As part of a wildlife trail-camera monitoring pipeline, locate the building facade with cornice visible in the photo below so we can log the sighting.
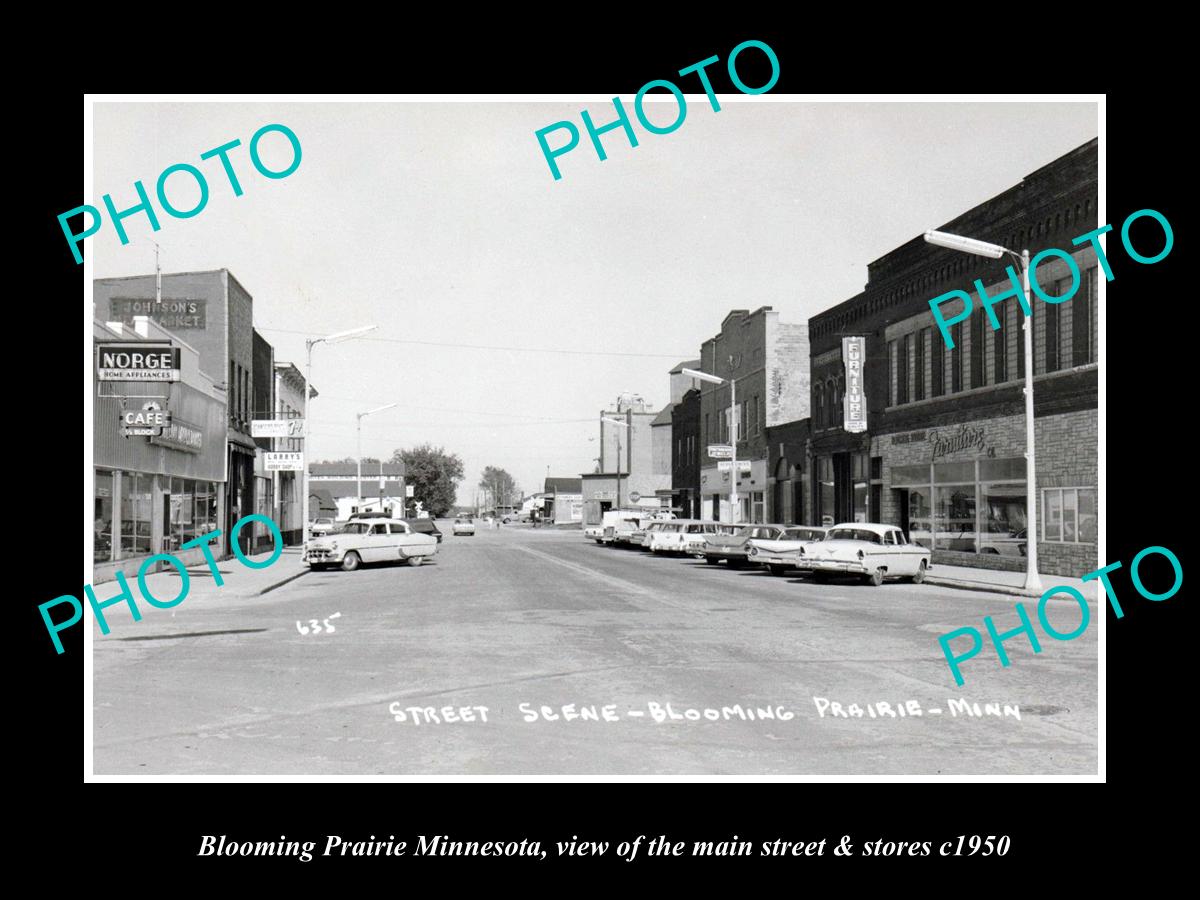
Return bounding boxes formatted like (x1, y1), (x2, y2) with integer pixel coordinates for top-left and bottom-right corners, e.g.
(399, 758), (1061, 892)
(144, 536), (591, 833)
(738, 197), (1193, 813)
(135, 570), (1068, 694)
(808, 138), (1098, 577)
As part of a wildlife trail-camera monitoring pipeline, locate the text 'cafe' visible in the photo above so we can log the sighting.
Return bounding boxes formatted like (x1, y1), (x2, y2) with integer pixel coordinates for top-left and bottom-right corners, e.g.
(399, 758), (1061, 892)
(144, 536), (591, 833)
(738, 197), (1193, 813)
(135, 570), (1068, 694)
(93, 318), (226, 584)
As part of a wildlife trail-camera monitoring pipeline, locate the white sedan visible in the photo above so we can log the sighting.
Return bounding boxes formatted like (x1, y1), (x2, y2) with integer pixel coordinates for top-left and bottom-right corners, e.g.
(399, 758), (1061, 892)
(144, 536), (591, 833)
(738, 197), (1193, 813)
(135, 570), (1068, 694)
(452, 517), (476, 536)
(305, 519), (438, 572)
(747, 526), (828, 575)
(799, 523), (930, 586)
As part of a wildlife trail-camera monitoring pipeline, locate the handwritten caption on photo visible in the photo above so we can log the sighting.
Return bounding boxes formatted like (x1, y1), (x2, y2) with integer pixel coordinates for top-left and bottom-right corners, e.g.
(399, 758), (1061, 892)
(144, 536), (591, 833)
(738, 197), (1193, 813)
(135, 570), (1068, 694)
(198, 832), (1010, 862)
(58, 124), (302, 264)
(386, 698), (1021, 725)
(938, 544), (1182, 685)
(44, 513), (284, 654)
(535, 39), (780, 181)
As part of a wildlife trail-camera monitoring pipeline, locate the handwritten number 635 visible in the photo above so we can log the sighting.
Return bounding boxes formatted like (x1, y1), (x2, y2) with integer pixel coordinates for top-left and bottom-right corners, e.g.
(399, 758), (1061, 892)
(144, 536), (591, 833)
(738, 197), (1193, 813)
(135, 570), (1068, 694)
(296, 612), (341, 636)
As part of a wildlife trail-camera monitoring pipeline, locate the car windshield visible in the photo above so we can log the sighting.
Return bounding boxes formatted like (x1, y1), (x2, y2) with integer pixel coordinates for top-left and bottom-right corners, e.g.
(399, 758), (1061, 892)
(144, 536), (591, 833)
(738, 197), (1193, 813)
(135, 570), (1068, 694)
(749, 526), (780, 539)
(339, 522), (371, 535)
(828, 528), (882, 543)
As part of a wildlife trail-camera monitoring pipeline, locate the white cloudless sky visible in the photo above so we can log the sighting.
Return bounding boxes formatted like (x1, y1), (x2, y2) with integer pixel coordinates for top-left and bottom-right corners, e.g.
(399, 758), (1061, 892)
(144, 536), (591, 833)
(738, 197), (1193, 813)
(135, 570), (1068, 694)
(91, 99), (1097, 505)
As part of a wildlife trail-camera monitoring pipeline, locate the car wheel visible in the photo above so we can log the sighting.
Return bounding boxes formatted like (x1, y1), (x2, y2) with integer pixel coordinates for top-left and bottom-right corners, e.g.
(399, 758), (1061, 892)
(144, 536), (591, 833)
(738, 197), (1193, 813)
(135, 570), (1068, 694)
(768, 564), (787, 576)
(911, 561), (927, 584)
(866, 568), (885, 587)
(704, 557), (719, 565)
(341, 552), (362, 572)
(407, 555), (424, 567)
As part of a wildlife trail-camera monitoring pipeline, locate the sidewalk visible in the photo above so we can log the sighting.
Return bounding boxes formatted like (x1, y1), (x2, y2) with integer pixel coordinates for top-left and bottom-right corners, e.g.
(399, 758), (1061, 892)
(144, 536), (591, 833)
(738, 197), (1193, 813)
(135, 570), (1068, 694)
(137, 546), (309, 606)
(925, 561), (1095, 600)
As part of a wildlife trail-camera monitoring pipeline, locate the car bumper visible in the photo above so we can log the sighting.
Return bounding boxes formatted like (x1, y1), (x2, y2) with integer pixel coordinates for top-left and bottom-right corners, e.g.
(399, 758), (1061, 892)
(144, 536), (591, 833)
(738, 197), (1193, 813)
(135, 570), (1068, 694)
(806, 559), (869, 574)
(753, 554), (797, 567)
(704, 550), (747, 561)
(304, 548), (344, 564)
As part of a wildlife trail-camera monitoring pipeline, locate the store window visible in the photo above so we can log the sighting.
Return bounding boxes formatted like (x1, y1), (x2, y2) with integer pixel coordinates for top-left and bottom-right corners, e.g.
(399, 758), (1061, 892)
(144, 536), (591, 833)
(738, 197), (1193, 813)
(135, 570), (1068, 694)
(817, 456), (835, 526)
(170, 477), (196, 551)
(891, 457), (1027, 554)
(120, 471), (152, 556)
(852, 451), (869, 523)
(993, 317), (1007, 384)
(1042, 487), (1096, 543)
(897, 335), (909, 405)
(193, 481), (217, 538)
(95, 470), (114, 563)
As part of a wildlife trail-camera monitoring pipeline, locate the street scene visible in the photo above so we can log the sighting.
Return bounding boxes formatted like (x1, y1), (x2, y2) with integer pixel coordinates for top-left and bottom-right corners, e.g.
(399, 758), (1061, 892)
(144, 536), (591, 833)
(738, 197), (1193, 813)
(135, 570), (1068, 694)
(93, 524), (1096, 775)
(86, 99), (1100, 777)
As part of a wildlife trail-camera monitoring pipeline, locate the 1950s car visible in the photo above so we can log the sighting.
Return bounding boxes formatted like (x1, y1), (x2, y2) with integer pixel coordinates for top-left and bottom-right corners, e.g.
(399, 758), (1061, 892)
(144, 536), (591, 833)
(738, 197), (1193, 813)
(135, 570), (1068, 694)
(702, 524), (788, 567)
(798, 522), (930, 586)
(305, 519), (438, 572)
(452, 517), (476, 536)
(746, 525), (828, 575)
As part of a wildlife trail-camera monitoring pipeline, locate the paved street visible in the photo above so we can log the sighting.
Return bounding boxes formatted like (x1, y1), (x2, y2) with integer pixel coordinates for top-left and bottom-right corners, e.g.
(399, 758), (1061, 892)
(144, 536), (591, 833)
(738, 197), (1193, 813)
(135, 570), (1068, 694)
(93, 525), (1098, 775)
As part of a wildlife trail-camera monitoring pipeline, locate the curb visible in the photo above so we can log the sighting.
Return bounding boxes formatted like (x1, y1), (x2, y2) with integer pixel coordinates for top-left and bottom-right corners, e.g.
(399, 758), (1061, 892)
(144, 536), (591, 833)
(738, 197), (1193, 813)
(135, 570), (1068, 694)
(924, 576), (1040, 598)
(257, 568), (311, 596)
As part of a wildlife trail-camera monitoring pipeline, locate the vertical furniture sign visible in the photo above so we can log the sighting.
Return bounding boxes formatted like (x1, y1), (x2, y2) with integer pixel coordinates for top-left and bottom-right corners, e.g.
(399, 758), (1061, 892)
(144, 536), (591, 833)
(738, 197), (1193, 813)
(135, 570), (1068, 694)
(843, 336), (867, 434)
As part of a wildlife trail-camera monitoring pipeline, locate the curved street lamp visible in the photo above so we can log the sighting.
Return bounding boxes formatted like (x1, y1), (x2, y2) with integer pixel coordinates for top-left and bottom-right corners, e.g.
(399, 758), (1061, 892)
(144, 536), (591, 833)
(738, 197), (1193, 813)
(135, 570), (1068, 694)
(924, 230), (1040, 592)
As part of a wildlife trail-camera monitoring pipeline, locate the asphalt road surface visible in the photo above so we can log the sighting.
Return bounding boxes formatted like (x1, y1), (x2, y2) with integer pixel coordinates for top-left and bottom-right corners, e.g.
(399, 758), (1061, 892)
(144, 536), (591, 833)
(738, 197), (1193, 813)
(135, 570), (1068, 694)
(93, 525), (1098, 775)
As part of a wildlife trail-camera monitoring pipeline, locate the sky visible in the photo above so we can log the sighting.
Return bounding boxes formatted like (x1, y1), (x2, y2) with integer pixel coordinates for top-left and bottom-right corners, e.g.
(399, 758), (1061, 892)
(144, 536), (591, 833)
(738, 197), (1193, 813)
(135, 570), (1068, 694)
(91, 99), (1098, 505)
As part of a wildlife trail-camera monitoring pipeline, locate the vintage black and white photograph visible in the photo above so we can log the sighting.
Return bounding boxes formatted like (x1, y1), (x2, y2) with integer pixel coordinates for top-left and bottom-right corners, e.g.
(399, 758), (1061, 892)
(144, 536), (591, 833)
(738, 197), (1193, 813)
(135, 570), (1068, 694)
(83, 95), (1101, 777)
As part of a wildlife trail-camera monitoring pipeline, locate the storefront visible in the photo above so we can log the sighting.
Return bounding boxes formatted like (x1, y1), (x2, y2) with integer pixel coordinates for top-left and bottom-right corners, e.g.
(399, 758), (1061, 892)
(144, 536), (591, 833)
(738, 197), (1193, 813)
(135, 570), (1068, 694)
(878, 407), (1097, 576)
(699, 457), (768, 523)
(94, 318), (227, 583)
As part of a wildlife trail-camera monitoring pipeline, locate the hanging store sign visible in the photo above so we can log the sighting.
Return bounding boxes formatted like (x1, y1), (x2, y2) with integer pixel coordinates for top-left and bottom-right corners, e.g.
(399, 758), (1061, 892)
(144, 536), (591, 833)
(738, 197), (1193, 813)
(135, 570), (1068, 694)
(97, 343), (181, 381)
(264, 451), (305, 471)
(717, 460), (753, 473)
(150, 419), (203, 453)
(120, 400), (171, 437)
(842, 336), (867, 433)
(708, 444), (734, 459)
(251, 418), (304, 438)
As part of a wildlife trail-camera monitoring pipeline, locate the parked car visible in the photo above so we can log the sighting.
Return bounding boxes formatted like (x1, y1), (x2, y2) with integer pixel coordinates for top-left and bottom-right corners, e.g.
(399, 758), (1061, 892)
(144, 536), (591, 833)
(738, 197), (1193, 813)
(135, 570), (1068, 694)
(305, 519), (438, 571)
(584, 525), (605, 543)
(747, 526), (828, 575)
(405, 517), (443, 543)
(310, 517), (336, 536)
(702, 524), (788, 568)
(452, 517), (476, 536)
(649, 520), (722, 555)
(633, 521), (669, 549)
(798, 522), (931, 586)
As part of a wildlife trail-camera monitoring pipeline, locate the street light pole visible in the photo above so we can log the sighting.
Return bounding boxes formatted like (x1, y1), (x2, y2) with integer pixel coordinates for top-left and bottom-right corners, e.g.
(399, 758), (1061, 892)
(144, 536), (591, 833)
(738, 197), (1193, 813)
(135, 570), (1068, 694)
(924, 231), (1041, 592)
(299, 324), (377, 549)
(1018, 248), (1041, 590)
(680, 367), (737, 525)
(729, 376), (738, 525)
(356, 403), (397, 510)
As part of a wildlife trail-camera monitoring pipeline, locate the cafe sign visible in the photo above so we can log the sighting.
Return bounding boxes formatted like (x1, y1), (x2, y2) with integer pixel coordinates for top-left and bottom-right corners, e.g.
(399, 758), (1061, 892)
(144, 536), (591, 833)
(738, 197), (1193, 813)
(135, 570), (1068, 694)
(97, 342), (181, 381)
(120, 400), (171, 437)
(842, 336), (867, 433)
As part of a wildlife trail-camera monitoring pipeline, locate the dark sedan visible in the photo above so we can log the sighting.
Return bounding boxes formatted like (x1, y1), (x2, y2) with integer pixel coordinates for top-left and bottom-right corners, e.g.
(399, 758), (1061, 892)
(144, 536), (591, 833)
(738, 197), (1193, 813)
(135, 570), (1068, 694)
(702, 524), (788, 567)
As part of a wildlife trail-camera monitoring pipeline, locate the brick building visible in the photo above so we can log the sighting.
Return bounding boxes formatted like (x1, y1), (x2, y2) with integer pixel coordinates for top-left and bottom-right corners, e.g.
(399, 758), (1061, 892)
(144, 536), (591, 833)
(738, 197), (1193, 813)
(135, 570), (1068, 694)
(94, 269), (265, 556)
(807, 139), (1098, 576)
(697, 307), (810, 523)
(765, 417), (811, 525)
(672, 387), (701, 518)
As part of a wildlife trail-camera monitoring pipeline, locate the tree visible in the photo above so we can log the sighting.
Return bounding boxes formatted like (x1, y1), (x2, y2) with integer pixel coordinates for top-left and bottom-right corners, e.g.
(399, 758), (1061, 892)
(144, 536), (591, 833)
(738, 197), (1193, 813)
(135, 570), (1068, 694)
(391, 445), (464, 518)
(478, 466), (519, 510)
(312, 456), (379, 465)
